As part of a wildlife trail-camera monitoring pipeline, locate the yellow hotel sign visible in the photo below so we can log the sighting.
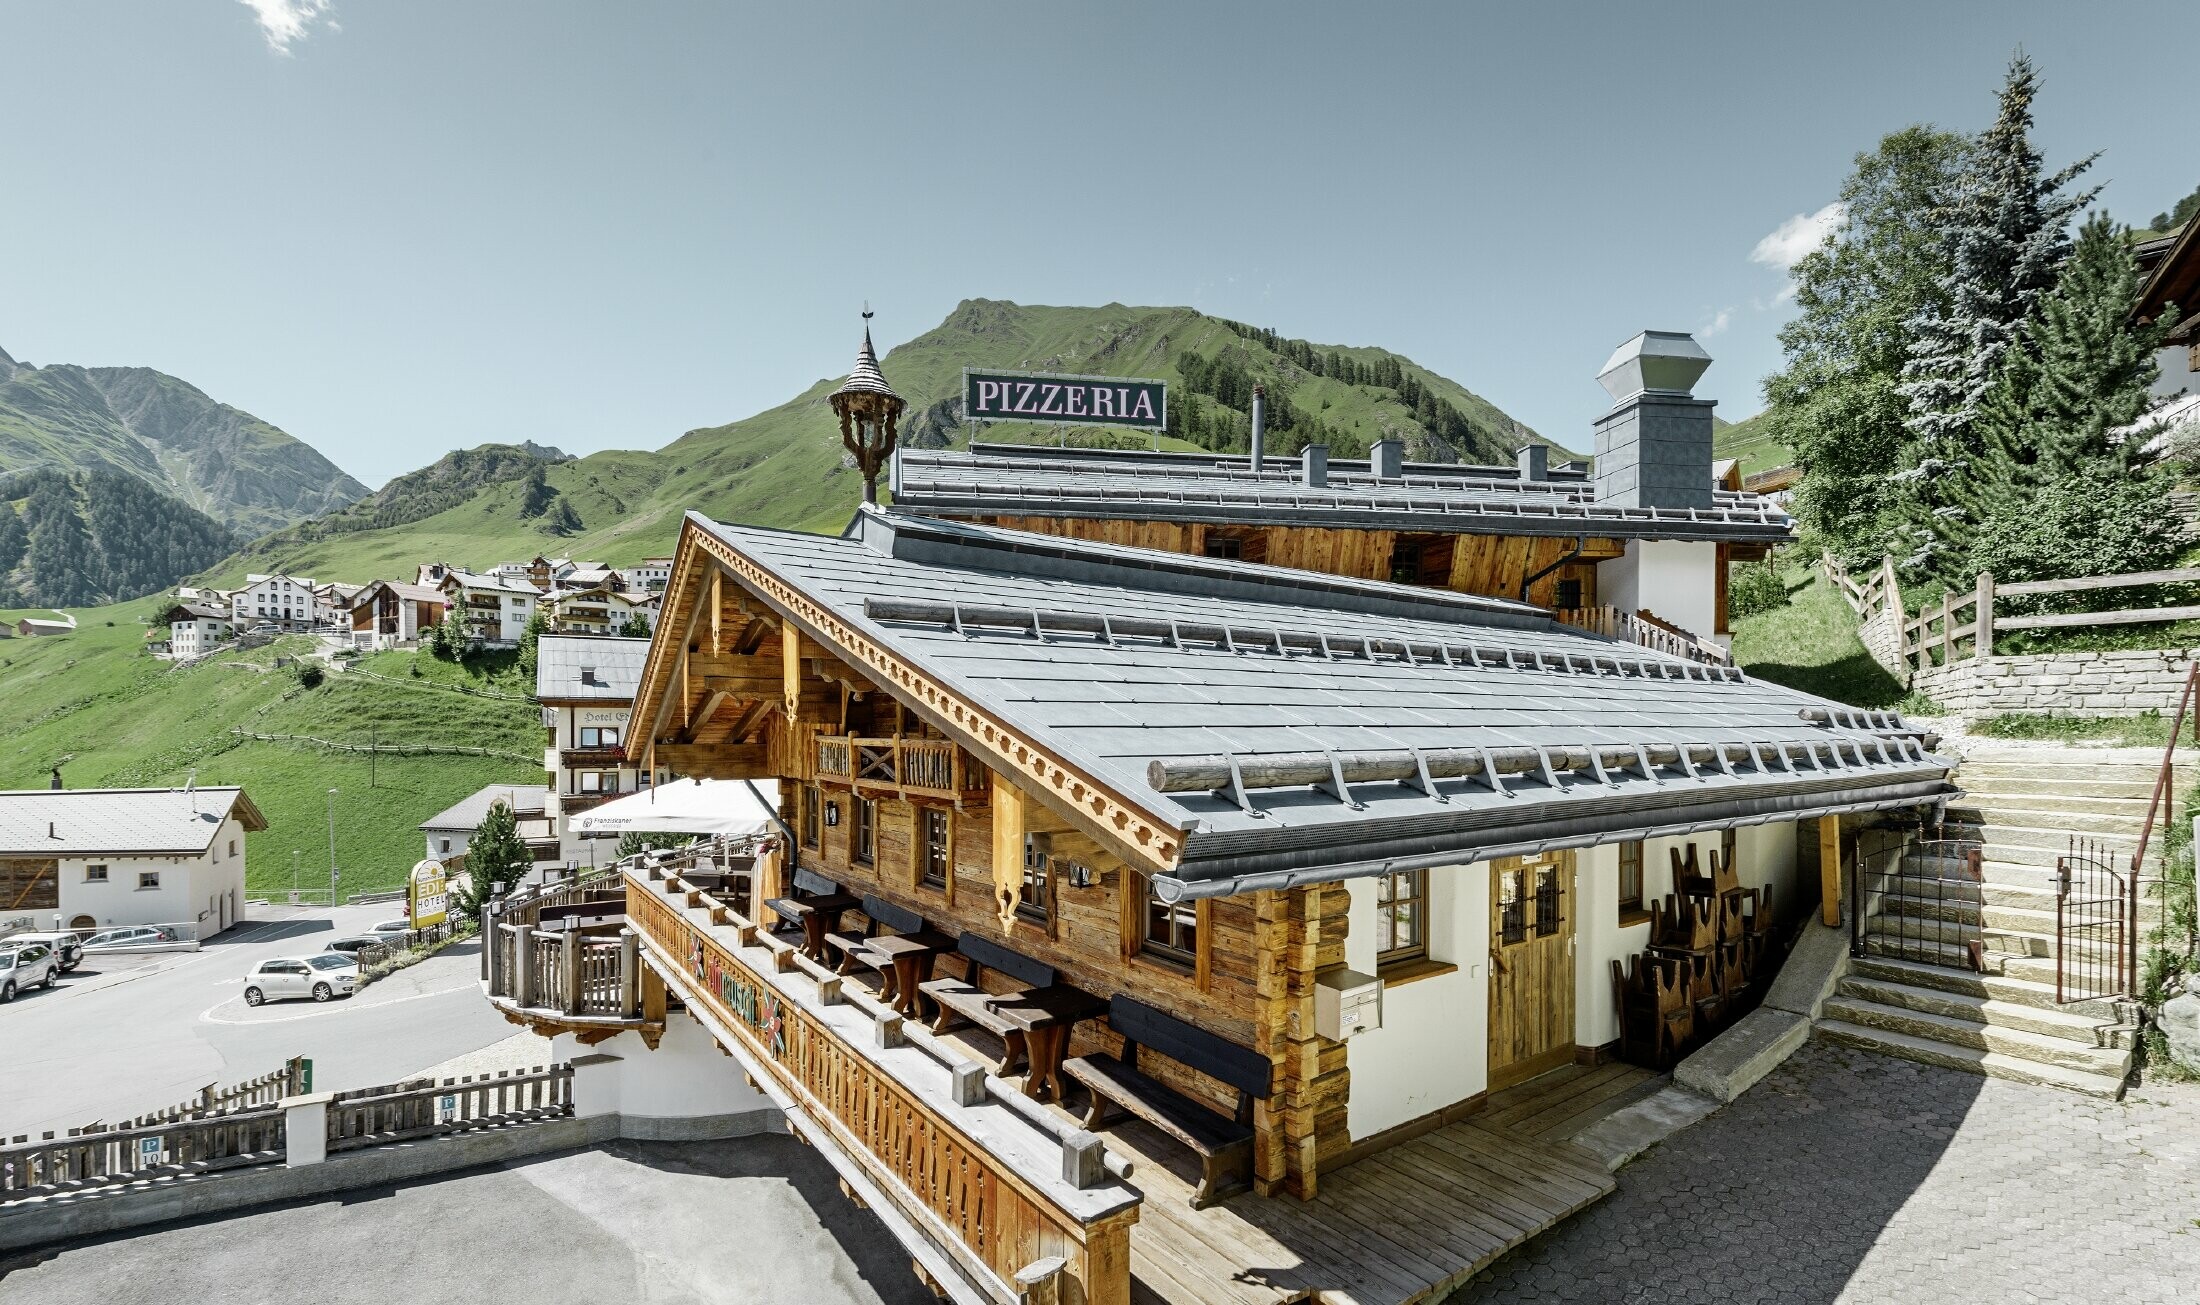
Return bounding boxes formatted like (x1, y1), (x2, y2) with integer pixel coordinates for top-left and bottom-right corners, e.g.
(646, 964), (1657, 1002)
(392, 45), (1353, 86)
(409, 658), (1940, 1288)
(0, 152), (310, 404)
(408, 859), (449, 929)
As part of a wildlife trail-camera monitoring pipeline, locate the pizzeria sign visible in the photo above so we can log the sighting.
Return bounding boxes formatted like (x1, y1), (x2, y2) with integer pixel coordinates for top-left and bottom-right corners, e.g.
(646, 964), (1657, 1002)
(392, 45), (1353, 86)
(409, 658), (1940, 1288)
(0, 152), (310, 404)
(963, 368), (1167, 432)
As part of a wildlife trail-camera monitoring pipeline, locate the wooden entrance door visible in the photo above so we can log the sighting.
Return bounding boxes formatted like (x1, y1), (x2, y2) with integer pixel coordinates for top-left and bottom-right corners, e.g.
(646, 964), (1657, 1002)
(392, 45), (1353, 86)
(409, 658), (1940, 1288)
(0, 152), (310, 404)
(1488, 852), (1576, 1089)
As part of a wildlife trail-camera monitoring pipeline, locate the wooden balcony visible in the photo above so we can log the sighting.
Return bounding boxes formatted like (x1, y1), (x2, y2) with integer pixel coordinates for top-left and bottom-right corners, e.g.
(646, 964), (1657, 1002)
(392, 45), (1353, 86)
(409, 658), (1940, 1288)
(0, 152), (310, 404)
(813, 733), (987, 801)
(626, 863), (1141, 1305)
(1556, 605), (1733, 666)
(482, 872), (659, 1043)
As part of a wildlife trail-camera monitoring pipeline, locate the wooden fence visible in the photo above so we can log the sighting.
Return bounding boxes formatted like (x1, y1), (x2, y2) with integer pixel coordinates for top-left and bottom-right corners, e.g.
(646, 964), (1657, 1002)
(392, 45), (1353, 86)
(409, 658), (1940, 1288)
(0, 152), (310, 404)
(79, 1058), (309, 1132)
(326, 1064), (573, 1152)
(1824, 557), (2200, 672)
(230, 727), (537, 765)
(2, 1107), (286, 1202)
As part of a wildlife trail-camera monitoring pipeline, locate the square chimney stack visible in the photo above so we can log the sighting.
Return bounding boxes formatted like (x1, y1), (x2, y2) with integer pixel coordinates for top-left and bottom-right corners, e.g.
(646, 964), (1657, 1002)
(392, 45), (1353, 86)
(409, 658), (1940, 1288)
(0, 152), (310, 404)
(1371, 439), (1404, 481)
(1591, 330), (1715, 511)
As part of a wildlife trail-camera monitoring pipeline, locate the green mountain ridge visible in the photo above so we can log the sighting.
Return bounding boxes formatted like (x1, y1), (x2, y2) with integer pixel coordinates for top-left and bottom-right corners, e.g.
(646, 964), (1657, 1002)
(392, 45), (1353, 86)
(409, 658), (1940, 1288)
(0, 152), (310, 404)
(0, 464), (239, 607)
(0, 344), (368, 537)
(209, 300), (1567, 585)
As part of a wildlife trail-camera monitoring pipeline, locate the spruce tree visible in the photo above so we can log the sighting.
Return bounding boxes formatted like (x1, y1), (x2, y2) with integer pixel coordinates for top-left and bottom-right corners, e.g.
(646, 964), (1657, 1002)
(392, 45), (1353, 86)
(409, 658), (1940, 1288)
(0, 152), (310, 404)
(1893, 53), (2097, 578)
(0, 502), (25, 575)
(450, 799), (532, 922)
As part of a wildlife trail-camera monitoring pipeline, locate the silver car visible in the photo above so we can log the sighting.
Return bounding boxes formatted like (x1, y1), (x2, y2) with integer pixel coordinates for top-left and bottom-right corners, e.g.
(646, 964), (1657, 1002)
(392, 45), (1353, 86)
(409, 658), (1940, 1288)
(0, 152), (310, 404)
(0, 943), (60, 1002)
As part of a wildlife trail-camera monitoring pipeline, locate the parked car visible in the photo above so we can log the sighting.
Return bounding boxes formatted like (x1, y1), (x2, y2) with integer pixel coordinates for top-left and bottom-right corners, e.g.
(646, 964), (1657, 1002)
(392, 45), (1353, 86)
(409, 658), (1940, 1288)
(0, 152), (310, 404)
(78, 926), (178, 950)
(242, 954), (358, 1005)
(365, 919), (415, 943)
(321, 935), (389, 961)
(0, 943), (60, 1002)
(7, 931), (83, 972)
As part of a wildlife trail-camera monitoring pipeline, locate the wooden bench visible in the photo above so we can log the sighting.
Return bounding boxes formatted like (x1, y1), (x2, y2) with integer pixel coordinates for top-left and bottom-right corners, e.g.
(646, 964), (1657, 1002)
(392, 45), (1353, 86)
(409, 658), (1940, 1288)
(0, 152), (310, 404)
(761, 868), (857, 957)
(1065, 996), (1272, 1208)
(918, 931), (1058, 1070)
(825, 895), (954, 994)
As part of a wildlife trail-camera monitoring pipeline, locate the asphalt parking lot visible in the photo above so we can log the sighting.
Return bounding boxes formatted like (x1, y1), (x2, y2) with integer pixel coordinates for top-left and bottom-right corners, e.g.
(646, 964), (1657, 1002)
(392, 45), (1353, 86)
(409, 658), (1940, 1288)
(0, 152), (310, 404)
(0, 1137), (935, 1305)
(1, 906), (522, 1137)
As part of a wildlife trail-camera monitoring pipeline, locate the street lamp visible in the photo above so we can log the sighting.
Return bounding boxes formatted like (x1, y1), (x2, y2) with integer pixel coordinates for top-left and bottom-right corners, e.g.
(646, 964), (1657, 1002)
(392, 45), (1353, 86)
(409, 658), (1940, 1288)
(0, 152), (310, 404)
(326, 788), (339, 909)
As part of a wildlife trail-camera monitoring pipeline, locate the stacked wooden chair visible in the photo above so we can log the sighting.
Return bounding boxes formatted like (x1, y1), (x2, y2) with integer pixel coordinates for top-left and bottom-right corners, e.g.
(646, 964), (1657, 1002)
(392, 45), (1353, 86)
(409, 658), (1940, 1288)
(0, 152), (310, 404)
(1611, 954), (1693, 1069)
(1617, 844), (1792, 1069)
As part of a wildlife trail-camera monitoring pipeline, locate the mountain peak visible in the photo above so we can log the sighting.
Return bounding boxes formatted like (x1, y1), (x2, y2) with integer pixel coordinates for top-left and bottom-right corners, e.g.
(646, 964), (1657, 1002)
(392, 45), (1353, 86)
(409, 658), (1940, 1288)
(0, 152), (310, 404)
(0, 343), (17, 380)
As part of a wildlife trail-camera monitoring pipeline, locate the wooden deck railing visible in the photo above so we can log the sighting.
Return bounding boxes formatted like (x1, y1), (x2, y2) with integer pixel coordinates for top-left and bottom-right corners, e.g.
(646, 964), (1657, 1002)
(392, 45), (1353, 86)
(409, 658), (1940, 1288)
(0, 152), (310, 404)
(326, 1064), (573, 1153)
(813, 734), (985, 800)
(1555, 605), (1734, 666)
(627, 865), (1140, 1305)
(2, 1107), (286, 1202)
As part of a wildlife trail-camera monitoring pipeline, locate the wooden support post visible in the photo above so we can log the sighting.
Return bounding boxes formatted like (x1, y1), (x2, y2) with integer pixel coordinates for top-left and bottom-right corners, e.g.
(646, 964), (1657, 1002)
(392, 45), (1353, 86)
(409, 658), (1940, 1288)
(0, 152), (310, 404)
(1975, 571), (1994, 661)
(619, 929), (641, 1018)
(513, 924), (534, 1007)
(1818, 816), (1842, 927)
(641, 961), (667, 1024)
(992, 771), (1026, 931)
(1939, 590), (1954, 666)
(562, 926), (582, 1015)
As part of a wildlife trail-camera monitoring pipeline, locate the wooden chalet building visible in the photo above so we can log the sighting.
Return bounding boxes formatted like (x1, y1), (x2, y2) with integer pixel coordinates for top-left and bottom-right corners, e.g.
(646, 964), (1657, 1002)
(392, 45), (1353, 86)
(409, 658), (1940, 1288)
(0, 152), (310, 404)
(890, 332), (1787, 658)
(489, 493), (1954, 1303)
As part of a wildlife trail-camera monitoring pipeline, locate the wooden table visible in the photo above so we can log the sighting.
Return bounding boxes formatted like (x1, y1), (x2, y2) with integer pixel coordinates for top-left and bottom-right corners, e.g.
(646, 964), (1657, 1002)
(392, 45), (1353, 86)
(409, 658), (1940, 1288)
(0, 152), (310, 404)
(985, 984), (1106, 1102)
(865, 931), (955, 1019)
(760, 892), (860, 961)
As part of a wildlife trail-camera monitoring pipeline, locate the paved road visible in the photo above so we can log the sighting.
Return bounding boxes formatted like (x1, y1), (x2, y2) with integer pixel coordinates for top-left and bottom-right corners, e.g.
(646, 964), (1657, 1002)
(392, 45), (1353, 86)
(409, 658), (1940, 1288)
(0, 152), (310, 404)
(1, 905), (520, 1137)
(0, 1137), (934, 1305)
(1452, 1041), (2200, 1305)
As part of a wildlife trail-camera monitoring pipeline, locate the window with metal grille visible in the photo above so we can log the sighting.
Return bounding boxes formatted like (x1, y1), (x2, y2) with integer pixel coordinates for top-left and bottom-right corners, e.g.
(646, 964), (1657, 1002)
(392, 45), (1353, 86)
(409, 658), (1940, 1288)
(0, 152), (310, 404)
(1203, 535), (1242, 560)
(853, 798), (876, 866)
(921, 808), (950, 889)
(1499, 868), (1528, 944)
(1143, 876), (1197, 966)
(1375, 869), (1427, 965)
(1533, 862), (1563, 937)
(1555, 577), (1583, 609)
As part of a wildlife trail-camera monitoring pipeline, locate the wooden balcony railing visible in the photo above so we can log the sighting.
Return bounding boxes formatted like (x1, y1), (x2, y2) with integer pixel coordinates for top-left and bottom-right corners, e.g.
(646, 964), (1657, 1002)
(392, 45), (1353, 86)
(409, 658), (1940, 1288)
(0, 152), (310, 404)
(483, 871), (645, 1026)
(812, 734), (985, 800)
(326, 1064), (572, 1152)
(1555, 605), (1734, 666)
(626, 864), (1139, 1305)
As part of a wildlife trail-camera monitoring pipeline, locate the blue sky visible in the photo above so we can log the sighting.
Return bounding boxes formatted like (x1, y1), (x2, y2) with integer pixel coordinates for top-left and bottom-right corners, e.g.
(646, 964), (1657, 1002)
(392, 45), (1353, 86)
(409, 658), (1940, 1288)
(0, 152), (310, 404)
(1, 2), (2193, 486)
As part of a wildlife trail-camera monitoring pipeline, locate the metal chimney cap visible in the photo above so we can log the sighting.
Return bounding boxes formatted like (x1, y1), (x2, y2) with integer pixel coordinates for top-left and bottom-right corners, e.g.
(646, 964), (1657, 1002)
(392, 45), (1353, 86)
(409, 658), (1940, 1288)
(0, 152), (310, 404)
(1597, 330), (1712, 402)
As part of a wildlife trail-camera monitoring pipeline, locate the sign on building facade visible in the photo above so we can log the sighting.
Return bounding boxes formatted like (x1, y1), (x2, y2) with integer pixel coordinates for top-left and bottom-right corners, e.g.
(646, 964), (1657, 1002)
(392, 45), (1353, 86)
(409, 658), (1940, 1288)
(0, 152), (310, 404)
(963, 369), (1167, 432)
(408, 859), (449, 930)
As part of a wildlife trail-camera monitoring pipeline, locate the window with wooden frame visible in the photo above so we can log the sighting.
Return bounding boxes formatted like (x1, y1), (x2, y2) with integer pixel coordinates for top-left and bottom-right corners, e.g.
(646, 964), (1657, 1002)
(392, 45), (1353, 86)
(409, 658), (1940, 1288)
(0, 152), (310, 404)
(799, 785), (821, 850)
(852, 797), (877, 866)
(85, 864), (108, 883)
(1202, 528), (1267, 564)
(1202, 534), (1243, 560)
(1497, 865), (1529, 944)
(1374, 869), (1428, 967)
(1617, 840), (1647, 924)
(138, 871), (160, 890)
(1141, 875), (1199, 968)
(1017, 832), (1051, 925)
(1387, 533), (1454, 587)
(918, 807), (950, 892)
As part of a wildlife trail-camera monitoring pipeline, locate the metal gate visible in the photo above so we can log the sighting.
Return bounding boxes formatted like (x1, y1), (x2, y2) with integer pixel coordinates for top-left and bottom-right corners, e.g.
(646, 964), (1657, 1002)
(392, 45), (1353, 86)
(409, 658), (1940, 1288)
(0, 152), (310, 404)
(2054, 838), (2135, 1004)
(1851, 830), (1985, 972)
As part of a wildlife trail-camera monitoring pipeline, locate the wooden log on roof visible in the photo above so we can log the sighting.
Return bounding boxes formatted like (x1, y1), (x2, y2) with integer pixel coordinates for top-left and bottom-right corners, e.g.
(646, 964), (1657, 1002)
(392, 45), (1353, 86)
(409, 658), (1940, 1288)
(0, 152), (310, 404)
(1145, 737), (1918, 795)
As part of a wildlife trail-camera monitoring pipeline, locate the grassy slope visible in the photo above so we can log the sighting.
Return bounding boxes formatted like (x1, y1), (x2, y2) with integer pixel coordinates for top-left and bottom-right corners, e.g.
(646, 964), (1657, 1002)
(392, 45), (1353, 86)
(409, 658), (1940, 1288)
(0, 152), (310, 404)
(0, 601), (538, 895)
(1729, 565), (1909, 709)
(205, 301), (1571, 585)
(1712, 413), (1792, 477)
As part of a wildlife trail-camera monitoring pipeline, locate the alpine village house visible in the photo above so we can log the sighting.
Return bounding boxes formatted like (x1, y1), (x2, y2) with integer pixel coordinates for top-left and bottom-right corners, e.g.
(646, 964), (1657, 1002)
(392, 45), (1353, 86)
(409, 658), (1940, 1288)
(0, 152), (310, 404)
(482, 324), (1957, 1305)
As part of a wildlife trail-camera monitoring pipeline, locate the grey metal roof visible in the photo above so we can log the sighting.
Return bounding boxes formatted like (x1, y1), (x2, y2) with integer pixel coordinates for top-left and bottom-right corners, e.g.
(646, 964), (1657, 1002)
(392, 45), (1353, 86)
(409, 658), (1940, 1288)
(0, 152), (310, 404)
(0, 787), (264, 857)
(891, 443), (1794, 543)
(536, 634), (649, 702)
(418, 784), (548, 833)
(692, 508), (1952, 899)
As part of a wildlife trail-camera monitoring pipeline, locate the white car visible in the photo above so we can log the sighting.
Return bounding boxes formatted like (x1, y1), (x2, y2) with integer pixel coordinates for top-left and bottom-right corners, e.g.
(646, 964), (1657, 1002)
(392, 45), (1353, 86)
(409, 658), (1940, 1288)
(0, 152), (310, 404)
(243, 953), (358, 1005)
(366, 919), (415, 943)
(79, 926), (177, 950)
(1, 943), (61, 1002)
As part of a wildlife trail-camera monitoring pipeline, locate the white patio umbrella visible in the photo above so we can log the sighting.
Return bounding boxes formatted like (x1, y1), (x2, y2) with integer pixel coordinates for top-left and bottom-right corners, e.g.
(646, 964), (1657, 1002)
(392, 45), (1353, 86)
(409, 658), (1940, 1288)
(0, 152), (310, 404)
(569, 777), (781, 839)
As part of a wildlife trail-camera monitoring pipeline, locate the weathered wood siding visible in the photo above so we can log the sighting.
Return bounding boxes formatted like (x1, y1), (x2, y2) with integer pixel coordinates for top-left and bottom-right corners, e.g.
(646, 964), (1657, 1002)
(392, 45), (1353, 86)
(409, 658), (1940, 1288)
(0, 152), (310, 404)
(0, 859), (58, 912)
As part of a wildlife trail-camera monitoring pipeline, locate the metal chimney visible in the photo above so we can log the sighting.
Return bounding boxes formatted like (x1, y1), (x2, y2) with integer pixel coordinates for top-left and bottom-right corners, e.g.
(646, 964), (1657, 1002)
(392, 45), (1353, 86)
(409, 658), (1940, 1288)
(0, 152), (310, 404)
(1301, 443), (1329, 488)
(1249, 386), (1266, 473)
(1371, 439), (1404, 481)
(1591, 331), (1716, 511)
(49, 766), (61, 791)
(1516, 443), (1548, 482)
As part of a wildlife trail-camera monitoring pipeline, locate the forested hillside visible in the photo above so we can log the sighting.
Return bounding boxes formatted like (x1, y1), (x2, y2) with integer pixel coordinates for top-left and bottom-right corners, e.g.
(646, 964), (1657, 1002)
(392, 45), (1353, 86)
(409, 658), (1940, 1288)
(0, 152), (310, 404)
(0, 466), (238, 607)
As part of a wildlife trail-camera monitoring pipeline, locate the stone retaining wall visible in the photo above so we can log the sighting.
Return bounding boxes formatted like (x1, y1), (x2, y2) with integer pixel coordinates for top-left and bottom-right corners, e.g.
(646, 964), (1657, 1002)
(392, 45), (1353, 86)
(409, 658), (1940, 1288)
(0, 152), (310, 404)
(1911, 649), (2199, 717)
(1856, 603), (1909, 679)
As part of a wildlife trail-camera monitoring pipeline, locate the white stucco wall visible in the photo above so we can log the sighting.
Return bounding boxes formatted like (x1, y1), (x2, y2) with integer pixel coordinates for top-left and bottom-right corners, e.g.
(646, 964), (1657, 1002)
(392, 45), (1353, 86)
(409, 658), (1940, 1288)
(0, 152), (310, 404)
(1596, 539), (1721, 647)
(1342, 861), (1490, 1141)
(561, 1012), (774, 1123)
(54, 814), (247, 933)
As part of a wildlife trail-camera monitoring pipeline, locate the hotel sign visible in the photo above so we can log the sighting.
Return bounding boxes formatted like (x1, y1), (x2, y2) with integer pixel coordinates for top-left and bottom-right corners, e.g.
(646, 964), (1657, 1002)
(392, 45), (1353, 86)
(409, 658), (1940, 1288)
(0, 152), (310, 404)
(964, 369), (1167, 431)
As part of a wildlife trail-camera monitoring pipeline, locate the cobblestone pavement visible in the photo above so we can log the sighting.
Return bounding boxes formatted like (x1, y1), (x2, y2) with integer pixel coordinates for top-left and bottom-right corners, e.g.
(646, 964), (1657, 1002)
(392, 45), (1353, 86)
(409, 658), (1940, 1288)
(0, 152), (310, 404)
(1452, 1041), (2200, 1304)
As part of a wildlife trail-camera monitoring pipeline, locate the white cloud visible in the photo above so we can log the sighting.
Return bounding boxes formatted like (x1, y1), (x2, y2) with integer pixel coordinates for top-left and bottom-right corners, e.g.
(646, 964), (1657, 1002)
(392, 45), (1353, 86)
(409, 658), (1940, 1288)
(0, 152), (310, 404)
(1750, 202), (1846, 271)
(1700, 306), (1736, 337)
(237, 0), (334, 53)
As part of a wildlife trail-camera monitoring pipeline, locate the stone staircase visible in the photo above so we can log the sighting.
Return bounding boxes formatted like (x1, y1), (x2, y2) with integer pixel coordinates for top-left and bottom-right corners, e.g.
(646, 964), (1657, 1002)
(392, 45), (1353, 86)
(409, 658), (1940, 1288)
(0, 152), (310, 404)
(1815, 743), (2186, 1099)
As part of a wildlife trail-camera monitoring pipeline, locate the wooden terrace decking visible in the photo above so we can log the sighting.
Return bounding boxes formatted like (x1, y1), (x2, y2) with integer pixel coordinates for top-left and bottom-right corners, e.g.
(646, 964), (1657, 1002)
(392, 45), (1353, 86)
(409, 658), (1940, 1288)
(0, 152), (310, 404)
(933, 987), (1660, 1305)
